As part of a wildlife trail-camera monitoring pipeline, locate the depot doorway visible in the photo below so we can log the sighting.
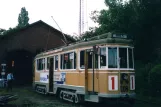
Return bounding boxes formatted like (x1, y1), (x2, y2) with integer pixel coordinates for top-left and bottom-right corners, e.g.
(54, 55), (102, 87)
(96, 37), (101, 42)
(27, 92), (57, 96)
(4, 50), (34, 86)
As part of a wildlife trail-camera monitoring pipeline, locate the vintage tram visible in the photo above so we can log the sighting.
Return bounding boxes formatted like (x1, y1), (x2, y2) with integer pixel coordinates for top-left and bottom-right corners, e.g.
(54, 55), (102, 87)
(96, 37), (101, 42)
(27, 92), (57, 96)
(32, 32), (135, 103)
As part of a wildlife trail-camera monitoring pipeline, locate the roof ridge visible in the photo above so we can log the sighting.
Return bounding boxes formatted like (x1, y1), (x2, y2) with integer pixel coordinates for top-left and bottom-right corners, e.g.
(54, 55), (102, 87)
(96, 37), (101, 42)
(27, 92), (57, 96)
(0, 20), (76, 42)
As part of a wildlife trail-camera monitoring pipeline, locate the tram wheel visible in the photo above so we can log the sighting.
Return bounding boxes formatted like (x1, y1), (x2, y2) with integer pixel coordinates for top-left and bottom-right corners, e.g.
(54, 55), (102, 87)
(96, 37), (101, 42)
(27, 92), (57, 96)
(59, 91), (63, 100)
(73, 94), (79, 104)
(35, 85), (38, 92)
(44, 87), (47, 95)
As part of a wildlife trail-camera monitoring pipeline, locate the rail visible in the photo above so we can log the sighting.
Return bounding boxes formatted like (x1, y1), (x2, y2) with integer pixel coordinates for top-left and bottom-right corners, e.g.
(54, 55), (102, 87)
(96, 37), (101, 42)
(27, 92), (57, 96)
(0, 94), (18, 105)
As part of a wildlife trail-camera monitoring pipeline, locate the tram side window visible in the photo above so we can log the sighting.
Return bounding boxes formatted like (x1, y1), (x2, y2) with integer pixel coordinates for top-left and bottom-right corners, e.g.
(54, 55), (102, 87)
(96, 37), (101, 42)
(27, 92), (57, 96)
(108, 47), (117, 68)
(47, 57), (50, 70)
(128, 48), (134, 68)
(47, 57), (54, 70)
(100, 47), (106, 68)
(37, 58), (45, 70)
(55, 55), (58, 70)
(119, 48), (127, 68)
(80, 50), (85, 69)
(95, 54), (98, 68)
(87, 52), (92, 69)
(80, 50), (98, 69)
(61, 52), (76, 69)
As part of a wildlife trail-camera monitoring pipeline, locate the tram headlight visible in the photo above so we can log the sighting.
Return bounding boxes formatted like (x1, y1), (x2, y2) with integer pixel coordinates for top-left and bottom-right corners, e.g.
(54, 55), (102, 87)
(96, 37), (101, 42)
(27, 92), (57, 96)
(121, 73), (129, 84)
(121, 73), (128, 80)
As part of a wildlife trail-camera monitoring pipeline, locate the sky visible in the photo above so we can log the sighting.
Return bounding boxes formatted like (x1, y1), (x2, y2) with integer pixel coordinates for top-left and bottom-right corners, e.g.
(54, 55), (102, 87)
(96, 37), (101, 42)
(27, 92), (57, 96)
(0, 0), (107, 36)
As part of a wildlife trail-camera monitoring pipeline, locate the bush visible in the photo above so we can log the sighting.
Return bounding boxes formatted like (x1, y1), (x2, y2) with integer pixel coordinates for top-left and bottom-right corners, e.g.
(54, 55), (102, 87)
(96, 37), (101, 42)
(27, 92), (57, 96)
(149, 64), (161, 97)
(135, 61), (154, 96)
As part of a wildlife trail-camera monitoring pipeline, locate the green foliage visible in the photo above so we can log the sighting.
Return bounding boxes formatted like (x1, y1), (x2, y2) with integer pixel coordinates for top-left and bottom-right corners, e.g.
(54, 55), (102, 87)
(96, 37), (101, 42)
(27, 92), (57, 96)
(150, 65), (161, 73)
(149, 64), (161, 97)
(0, 7), (30, 37)
(71, 35), (81, 42)
(81, 0), (136, 41)
(81, 0), (161, 63)
(135, 62), (161, 97)
(18, 7), (29, 28)
(1, 27), (19, 38)
(0, 28), (6, 36)
(135, 61), (152, 96)
(81, 0), (161, 97)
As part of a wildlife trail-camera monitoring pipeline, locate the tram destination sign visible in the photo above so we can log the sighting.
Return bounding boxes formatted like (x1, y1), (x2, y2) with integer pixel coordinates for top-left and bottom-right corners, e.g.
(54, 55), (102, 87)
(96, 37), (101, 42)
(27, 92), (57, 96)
(86, 48), (93, 52)
(112, 33), (127, 39)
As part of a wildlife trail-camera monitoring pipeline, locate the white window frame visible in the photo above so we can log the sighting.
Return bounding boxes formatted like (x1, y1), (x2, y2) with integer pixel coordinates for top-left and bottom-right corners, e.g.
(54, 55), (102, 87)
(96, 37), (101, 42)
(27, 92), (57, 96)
(107, 46), (119, 70)
(78, 46), (134, 71)
(36, 57), (46, 72)
(78, 47), (99, 71)
(128, 47), (134, 70)
(54, 55), (59, 71)
(46, 57), (50, 70)
(45, 56), (54, 72)
(118, 47), (128, 70)
(107, 46), (134, 70)
(132, 48), (134, 69)
(127, 48), (129, 69)
(79, 49), (85, 70)
(99, 46), (108, 70)
(60, 51), (76, 70)
(85, 49), (93, 70)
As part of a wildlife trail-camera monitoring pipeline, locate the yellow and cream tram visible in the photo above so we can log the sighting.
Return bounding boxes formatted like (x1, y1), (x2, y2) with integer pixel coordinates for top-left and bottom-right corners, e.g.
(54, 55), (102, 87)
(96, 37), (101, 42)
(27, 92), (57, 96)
(33, 32), (135, 103)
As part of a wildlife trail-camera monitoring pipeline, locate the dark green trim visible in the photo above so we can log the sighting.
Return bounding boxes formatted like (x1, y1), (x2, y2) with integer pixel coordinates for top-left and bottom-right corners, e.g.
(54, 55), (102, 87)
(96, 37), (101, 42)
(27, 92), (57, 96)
(35, 36), (133, 58)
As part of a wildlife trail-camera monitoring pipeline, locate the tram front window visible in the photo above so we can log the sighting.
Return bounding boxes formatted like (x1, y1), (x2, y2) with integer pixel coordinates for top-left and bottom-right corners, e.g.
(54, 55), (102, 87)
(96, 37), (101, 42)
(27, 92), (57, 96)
(128, 48), (134, 69)
(100, 47), (106, 68)
(119, 48), (127, 68)
(108, 47), (117, 68)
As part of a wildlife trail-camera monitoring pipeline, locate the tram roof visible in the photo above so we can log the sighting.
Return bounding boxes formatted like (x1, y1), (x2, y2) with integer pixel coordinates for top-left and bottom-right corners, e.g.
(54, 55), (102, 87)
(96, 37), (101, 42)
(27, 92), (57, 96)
(35, 32), (133, 58)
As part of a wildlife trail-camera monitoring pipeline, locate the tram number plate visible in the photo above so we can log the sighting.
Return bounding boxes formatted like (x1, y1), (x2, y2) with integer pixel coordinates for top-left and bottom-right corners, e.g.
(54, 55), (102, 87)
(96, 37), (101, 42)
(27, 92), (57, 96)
(121, 86), (128, 92)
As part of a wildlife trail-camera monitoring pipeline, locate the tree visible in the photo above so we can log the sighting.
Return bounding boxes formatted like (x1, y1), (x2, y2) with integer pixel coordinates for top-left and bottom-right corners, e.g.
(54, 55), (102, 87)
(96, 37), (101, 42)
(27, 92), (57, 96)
(18, 7), (29, 27)
(81, 0), (161, 63)
(81, 0), (161, 97)
(0, 28), (6, 35)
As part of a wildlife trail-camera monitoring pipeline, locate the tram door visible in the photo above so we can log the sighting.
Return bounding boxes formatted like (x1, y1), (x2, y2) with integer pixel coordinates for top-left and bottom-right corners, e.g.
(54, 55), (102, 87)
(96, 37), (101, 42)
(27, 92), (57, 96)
(85, 47), (99, 95)
(49, 57), (54, 92)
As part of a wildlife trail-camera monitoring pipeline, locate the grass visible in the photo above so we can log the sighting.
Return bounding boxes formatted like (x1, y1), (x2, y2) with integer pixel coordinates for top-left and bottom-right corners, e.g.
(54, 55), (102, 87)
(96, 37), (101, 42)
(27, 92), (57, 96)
(0, 86), (37, 106)
(136, 94), (161, 104)
(0, 86), (84, 107)
(1, 85), (160, 107)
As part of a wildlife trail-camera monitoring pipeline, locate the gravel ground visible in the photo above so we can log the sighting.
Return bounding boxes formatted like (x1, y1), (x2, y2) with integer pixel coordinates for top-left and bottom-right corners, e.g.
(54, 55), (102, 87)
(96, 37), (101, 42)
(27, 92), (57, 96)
(0, 86), (159, 107)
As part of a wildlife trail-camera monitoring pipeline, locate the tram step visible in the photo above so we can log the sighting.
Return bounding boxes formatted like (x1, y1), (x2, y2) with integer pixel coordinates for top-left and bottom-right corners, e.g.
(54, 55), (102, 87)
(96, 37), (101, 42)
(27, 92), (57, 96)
(48, 92), (54, 94)
(85, 95), (99, 102)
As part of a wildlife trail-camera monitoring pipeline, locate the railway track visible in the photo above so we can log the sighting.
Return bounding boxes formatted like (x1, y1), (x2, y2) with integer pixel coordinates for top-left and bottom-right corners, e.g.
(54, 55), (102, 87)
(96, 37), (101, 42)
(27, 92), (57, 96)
(0, 94), (18, 106)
